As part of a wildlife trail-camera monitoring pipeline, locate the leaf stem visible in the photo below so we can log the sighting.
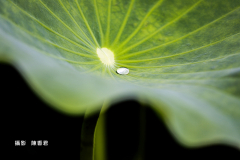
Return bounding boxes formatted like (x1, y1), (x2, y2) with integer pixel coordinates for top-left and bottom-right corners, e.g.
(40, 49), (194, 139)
(93, 100), (110, 160)
(80, 100), (109, 160)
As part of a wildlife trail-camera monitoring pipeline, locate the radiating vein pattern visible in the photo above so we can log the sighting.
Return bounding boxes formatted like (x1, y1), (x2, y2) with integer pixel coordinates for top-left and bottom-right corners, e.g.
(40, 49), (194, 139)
(1, 0), (240, 149)
(0, 0), (240, 86)
(117, 0), (204, 56)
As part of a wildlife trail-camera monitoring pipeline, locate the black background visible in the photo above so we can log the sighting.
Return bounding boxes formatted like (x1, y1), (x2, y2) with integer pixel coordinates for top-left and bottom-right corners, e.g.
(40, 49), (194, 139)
(1, 63), (239, 159)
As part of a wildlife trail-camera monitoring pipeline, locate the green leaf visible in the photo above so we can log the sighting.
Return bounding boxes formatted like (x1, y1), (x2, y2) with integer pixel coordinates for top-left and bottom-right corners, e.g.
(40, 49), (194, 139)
(0, 0), (240, 148)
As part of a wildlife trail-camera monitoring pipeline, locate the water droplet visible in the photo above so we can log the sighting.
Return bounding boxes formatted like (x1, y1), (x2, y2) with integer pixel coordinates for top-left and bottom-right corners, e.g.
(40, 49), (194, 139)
(116, 68), (129, 75)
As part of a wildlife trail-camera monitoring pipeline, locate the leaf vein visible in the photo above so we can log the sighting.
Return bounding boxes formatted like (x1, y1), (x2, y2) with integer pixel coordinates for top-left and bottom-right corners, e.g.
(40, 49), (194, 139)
(111, 0), (135, 47)
(39, 0), (94, 50)
(94, 0), (104, 46)
(117, 0), (203, 56)
(130, 67), (240, 75)
(118, 32), (240, 63)
(119, 6), (240, 59)
(117, 52), (240, 68)
(105, 0), (112, 46)
(115, 0), (164, 52)
(9, 0), (95, 54)
(58, 0), (96, 48)
(75, 0), (100, 47)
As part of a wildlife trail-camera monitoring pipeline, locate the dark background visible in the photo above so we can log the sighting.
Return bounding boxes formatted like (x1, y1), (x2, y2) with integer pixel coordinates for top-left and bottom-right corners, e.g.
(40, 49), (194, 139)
(1, 63), (239, 159)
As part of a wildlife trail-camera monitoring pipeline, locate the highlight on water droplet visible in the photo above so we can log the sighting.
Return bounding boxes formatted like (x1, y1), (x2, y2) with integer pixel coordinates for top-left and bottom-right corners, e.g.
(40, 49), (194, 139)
(116, 67), (129, 75)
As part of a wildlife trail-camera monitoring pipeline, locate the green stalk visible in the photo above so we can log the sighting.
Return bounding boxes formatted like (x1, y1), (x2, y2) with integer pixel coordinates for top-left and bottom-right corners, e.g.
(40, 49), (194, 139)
(93, 100), (109, 160)
(80, 100), (109, 160)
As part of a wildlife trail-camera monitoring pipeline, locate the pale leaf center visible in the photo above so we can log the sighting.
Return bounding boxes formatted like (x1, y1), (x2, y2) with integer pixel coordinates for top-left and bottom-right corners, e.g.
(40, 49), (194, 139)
(96, 48), (115, 67)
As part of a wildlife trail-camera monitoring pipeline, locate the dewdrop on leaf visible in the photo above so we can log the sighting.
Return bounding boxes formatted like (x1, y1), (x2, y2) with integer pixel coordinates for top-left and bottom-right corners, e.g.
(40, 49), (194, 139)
(116, 67), (129, 75)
